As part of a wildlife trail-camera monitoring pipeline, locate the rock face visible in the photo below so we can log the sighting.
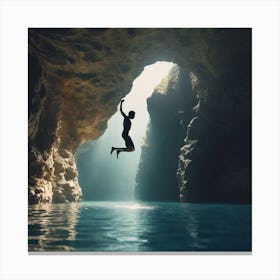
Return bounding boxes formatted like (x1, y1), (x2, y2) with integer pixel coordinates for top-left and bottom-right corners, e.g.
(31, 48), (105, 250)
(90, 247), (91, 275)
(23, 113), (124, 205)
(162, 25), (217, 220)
(28, 45), (83, 204)
(177, 69), (252, 203)
(28, 28), (251, 204)
(135, 66), (196, 201)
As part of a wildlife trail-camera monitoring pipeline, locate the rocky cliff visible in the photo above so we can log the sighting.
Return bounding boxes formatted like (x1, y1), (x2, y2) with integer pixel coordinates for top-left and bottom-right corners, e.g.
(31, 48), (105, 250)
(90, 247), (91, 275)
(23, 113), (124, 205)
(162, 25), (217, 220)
(28, 28), (251, 204)
(135, 66), (196, 201)
(178, 68), (251, 203)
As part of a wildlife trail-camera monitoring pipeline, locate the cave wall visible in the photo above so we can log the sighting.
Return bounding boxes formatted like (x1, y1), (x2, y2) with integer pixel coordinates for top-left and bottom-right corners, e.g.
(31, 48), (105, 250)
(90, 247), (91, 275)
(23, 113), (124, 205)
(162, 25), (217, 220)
(28, 28), (251, 204)
(135, 66), (196, 201)
(28, 53), (82, 203)
(177, 29), (252, 203)
(177, 69), (252, 203)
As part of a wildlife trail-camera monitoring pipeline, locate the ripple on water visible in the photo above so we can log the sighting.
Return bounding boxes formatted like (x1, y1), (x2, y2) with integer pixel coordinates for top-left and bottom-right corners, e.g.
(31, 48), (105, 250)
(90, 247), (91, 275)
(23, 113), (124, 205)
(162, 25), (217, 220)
(28, 201), (251, 252)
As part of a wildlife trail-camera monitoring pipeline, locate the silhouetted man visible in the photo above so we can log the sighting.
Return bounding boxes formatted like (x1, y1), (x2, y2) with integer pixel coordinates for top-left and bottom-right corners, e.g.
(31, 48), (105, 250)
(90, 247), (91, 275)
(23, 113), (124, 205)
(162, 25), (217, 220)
(111, 99), (135, 158)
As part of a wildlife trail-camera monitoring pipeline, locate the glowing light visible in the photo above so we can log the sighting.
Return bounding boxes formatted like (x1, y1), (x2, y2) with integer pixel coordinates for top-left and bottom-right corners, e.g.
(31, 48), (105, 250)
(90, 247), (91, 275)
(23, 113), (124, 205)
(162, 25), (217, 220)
(124, 61), (175, 131)
(113, 203), (155, 210)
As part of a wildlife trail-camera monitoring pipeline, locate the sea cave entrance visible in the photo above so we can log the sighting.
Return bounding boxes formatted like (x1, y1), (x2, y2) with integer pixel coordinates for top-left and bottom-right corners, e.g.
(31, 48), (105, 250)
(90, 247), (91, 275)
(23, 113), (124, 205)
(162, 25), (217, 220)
(75, 61), (182, 201)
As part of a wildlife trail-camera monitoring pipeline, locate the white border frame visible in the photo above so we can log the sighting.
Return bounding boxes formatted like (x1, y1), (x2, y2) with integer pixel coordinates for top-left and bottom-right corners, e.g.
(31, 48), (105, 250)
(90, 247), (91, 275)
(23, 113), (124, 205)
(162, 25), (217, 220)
(1, 0), (280, 279)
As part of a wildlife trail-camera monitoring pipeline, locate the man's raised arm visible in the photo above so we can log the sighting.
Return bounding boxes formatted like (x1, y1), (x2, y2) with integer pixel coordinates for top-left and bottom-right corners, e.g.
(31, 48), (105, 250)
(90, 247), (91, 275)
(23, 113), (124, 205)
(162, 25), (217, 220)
(120, 99), (127, 118)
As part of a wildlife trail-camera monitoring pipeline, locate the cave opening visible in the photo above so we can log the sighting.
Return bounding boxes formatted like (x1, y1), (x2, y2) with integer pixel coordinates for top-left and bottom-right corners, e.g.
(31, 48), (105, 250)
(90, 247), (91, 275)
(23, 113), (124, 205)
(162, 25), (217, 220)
(75, 61), (177, 201)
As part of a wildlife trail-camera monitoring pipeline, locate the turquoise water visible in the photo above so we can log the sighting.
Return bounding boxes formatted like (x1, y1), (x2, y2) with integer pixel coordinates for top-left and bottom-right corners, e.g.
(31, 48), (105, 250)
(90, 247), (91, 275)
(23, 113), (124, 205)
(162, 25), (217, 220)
(28, 201), (251, 252)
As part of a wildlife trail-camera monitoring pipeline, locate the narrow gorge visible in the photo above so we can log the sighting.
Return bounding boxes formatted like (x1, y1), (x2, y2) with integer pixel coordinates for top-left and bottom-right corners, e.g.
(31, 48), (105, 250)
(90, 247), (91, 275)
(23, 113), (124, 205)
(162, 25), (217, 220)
(28, 28), (251, 204)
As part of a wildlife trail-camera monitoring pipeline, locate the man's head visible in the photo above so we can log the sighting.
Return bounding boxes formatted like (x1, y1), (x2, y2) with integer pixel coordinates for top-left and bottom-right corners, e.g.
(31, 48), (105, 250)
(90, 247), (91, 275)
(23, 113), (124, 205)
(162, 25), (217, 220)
(128, 111), (135, 119)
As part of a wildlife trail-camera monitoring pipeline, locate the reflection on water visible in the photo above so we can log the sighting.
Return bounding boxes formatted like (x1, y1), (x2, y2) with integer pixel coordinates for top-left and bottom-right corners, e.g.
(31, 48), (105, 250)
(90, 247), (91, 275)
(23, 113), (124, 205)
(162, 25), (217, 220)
(28, 203), (81, 251)
(28, 201), (251, 252)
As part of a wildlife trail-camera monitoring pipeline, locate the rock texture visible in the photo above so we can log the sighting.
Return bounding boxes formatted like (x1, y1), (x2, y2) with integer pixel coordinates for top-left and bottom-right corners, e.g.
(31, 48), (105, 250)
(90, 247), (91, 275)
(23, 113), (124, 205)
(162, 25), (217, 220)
(28, 28), (251, 204)
(28, 49), (82, 204)
(177, 68), (252, 203)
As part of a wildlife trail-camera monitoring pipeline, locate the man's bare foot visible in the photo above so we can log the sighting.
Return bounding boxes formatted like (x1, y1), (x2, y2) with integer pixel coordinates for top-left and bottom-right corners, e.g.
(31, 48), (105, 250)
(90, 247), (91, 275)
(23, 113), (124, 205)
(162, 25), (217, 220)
(117, 150), (121, 158)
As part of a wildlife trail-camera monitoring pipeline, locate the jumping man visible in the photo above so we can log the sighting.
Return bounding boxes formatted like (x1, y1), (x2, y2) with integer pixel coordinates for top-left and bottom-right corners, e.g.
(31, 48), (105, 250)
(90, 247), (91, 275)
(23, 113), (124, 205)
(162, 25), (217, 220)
(111, 99), (135, 158)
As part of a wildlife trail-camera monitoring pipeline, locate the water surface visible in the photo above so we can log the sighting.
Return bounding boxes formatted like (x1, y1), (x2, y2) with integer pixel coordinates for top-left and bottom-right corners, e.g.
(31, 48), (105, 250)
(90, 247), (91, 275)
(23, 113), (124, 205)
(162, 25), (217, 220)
(28, 201), (251, 252)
